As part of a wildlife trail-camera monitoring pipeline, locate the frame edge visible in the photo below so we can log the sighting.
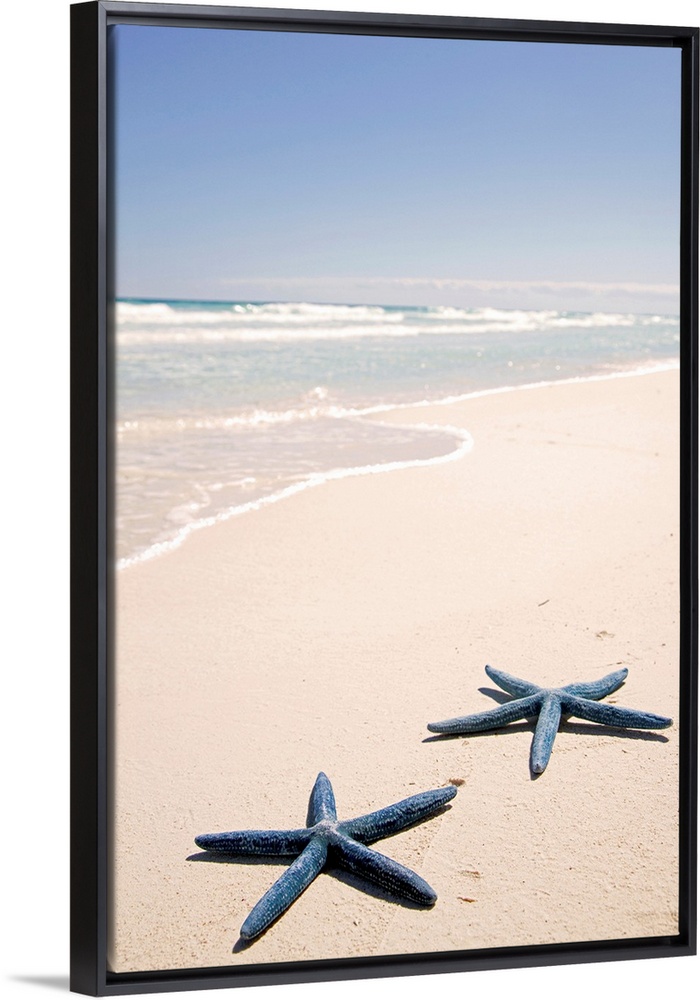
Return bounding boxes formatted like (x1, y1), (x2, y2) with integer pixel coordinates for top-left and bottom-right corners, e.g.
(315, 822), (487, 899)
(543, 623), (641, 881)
(71, 1), (110, 995)
(69, 4), (699, 994)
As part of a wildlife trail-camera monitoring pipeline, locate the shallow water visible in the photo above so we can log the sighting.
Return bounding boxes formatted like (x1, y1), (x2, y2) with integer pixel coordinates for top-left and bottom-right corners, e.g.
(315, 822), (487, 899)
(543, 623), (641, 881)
(115, 298), (680, 565)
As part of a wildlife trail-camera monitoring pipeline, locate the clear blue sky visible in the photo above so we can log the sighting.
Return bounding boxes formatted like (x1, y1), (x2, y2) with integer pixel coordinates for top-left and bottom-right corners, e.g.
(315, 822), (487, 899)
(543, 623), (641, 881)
(111, 24), (681, 312)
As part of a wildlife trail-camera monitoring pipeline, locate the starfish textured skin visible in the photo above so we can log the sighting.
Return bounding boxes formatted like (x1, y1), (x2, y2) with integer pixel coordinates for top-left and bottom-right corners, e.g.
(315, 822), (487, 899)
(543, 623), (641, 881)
(427, 665), (672, 774)
(194, 772), (457, 941)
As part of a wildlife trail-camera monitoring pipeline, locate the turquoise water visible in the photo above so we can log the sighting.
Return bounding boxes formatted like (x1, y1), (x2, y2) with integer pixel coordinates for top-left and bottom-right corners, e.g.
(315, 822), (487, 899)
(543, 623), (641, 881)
(116, 298), (679, 565)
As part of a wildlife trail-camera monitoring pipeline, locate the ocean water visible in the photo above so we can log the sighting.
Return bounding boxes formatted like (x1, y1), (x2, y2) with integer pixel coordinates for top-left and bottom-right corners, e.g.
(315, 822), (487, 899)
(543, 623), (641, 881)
(116, 298), (680, 566)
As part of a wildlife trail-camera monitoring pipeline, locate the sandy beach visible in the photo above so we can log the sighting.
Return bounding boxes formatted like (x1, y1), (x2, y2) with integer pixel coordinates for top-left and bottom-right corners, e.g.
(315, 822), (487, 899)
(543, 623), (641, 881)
(109, 367), (680, 974)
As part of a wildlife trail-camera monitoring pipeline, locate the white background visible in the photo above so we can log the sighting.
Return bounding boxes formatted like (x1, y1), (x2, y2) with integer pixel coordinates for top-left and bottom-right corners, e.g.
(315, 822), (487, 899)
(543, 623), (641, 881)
(1, 2), (696, 999)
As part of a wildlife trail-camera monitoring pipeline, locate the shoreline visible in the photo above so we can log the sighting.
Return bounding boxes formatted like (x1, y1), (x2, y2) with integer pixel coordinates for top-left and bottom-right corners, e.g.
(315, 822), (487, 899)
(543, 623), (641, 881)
(117, 359), (679, 570)
(111, 366), (680, 973)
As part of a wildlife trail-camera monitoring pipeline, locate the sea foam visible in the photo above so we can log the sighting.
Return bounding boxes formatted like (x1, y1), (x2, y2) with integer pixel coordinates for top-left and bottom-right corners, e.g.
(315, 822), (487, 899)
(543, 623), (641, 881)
(115, 298), (680, 566)
(116, 299), (678, 345)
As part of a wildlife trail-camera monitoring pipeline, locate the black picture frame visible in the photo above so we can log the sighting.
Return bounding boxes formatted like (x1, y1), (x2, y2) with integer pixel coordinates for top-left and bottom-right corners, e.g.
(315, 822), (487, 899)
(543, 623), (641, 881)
(71, 2), (699, 995)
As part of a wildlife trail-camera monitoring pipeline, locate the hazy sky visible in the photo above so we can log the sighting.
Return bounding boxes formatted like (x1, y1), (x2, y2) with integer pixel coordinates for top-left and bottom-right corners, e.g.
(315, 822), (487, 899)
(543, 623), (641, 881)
(111, 23), (681, 312)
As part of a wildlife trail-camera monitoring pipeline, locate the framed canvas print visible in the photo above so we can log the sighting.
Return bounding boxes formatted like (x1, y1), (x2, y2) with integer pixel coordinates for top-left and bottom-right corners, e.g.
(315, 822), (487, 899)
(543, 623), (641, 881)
(70, 2), (698, 995)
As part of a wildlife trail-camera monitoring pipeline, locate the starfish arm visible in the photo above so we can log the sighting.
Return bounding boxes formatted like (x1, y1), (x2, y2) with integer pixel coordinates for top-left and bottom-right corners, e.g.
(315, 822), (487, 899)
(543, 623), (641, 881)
(307, 771), (337, 825)
(530, 695), (562, 773)
(565, 695), (673, 730)
(563, 668), (629, 700)
(484, 665), (542, 697)
(339, 785), (457, 844)
(334, 834), (437, 905)
(239, 837), (328, 940)
(194, 828), (312, 855)
(427, 693), (541, 734)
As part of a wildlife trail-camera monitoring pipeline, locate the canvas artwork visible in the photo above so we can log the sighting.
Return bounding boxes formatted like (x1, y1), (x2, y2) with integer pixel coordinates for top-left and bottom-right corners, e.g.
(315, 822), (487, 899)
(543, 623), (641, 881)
(108, 20), (682, 975)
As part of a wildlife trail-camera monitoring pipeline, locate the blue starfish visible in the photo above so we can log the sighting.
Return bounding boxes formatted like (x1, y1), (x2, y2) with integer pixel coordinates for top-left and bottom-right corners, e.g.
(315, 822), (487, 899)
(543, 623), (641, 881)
(195, 772), (457, 941)
(427, 665), (672, 774)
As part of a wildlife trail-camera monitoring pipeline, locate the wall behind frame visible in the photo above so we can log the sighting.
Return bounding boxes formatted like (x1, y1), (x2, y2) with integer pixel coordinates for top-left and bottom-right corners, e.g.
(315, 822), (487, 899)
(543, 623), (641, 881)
(2, 2), (696, 1000)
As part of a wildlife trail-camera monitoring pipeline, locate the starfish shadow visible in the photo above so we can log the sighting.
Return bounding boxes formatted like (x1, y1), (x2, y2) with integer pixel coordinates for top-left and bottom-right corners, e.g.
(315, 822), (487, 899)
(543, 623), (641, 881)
(187, 851), (293, 868)
(188, 845), (450, 907)
(559, 719), (670, 743)
(232, 936), (257, 952)
(423, 687), (533, 743)
(346, 800), (456, 843)
(193, 772), (458, 943)
(188, 852), (306, 949)
(232, 937), (254, 952)
(478, 686), (514, 704)
(425, 720), (670, 749)
(326, 864), (435, 907)
(228, 860), (433, 949)
(423, 721), (534, 743)
(427, 665), (673, 775)
(189, 811), (455, 895)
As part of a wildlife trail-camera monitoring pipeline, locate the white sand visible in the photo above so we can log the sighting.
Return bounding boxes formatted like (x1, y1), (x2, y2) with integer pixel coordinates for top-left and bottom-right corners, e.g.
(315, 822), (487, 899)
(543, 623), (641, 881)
(110, 368), (679, 973)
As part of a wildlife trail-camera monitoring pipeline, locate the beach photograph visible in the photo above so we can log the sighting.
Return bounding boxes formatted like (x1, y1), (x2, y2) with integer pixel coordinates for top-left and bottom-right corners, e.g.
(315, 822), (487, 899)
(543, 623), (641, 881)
(108, 17), (682, 976)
